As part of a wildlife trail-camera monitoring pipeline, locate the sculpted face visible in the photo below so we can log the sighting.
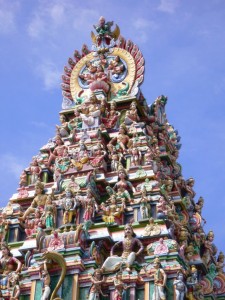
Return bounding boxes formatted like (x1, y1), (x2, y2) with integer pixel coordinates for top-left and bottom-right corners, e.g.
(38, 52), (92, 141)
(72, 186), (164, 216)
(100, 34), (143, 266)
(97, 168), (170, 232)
(35, 186), (42, 195)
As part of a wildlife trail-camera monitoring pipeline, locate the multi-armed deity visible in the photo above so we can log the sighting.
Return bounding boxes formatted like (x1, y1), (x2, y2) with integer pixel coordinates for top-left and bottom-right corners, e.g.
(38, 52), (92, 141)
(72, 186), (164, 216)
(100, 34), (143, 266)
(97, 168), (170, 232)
(0, 16), (224, 300)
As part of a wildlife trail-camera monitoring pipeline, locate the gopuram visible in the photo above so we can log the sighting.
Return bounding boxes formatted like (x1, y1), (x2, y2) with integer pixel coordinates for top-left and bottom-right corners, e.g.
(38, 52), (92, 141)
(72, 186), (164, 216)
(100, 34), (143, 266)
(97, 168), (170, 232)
(0, 16), (224, 300)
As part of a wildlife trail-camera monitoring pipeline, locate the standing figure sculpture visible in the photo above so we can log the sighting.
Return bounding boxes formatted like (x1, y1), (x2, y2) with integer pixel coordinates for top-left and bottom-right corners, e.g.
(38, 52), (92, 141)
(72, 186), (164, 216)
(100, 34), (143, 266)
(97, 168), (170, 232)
(144, 257), (167, 300)
(101, 224), (143, 273)
(173, 271), (187, 300)
(7, 271), (20, 300)
(0, 213), (10, 243)
(88, 268), (107, 300)
(39, 260), (51, 300)
(81, 189), (98, 222)
(113, 272), (131, 300)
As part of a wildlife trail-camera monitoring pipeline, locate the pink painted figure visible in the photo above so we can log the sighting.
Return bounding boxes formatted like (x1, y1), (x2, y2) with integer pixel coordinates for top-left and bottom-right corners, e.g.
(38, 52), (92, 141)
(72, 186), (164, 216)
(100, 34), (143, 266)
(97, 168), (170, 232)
(24, 209), (43, 238)
(47, 135), (67, 167)
(101, 101), (119, 129)
(129, 147), (142, 167)
(56, 114), (70, 137)
(0, 243), (22, 290)
(154, 238), (169, 255)
(19, 170), (27, 187)
(47, 231), (64, 251)
(82, 189), (98, 222)
(17, 186), (29, 199)
(27, 157), (42, 184)
(125, 101), (140, 124)
(108, 55), (125, 77)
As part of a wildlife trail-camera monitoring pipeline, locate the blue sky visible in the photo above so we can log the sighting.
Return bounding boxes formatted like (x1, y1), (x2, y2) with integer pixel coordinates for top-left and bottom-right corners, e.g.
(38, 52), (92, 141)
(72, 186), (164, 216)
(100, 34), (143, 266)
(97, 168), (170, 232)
(0, 0), (224, 253)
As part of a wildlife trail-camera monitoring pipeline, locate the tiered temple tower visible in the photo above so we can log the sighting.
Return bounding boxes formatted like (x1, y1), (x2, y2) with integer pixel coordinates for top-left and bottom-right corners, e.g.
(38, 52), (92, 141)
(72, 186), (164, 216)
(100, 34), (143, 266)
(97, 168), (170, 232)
(0, 17), (224, 300)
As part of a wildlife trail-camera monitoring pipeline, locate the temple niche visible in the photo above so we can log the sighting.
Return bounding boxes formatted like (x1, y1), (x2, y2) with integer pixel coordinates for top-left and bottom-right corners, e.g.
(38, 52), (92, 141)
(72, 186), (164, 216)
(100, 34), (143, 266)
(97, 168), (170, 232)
(0, 16), (224, 300)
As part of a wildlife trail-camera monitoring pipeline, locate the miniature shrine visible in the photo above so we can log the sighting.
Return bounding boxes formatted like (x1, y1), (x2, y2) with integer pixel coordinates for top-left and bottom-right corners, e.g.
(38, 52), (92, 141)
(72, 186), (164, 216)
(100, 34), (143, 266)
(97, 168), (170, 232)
(0, 16), (224, 300)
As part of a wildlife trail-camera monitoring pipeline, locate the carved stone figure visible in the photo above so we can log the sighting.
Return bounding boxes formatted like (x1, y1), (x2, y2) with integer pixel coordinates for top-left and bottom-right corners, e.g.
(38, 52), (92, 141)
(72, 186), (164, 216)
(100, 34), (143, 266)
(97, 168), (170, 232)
(39, 260), (51, 300)
(19, 181), (47, 222)
(0, 213), (10, 243)
(56, 114), (70, 137)
(101, 194), (125, 225)
(7, 271), (20, 300)
(107, 124), (130, 153)
(136, 188), (151, 219)
(113, 272), (131, 300)
(81, 189), (98, 222)
(88, 268), (107, 300)
(101, 224), (143, 273)
(173, 271), (187, 300)
(0, 243), (22, 290)
(144, 257), (167, 300)
(143, 218), (161, 237)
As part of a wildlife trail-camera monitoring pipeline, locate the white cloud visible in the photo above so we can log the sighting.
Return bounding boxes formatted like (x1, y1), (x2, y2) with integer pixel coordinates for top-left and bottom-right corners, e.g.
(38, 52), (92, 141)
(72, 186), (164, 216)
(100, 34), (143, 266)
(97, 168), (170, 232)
(157, 0), (179, 14)
(0, 154), (26, 178)
(133, 18), (158, 30)
(27, 15), (45, 38)
(0, 0), (19, 34)
(36, 61), (61, 90)
(132, 18), (158, 44)
(27, 1), (100, 39)
(31, 121), (50, 129)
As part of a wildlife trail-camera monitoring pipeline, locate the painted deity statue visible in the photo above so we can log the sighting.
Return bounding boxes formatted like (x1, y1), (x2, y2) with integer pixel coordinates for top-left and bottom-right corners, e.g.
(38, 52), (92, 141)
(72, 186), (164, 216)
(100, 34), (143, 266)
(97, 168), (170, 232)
(101, 194), (125, 225)
(129, 146), (142, 167)
(136, 188), (151, 219)
(47, 135), (67, 167)
(93, 16), (114, 46)
(143, 218), (161, 237)
(108, 55), (125, 79)
(109, 152), (123, 172)
(0, 213), (10, 243)
(88, 268), (107, 300)
(47, 230), (64, 251)
(125, 101), (140, 125)
(81, 189), (98, 222)
(19, 181), (47, 222)
(202, 230), (217, 266)
(173, 271), (187, 300)
(61, 188), (79, 224)
(7, 271), (20, 300)
(56, 114), (70, 137)
(216, 251), (225, 274)
(101, 224), (143, 273)
(24, 209), (43, 238)
(0, 243), (22, 290)
(107, 124), (130, 153)
(113, 167), (136, 202)
(186, 265), (203, 300)
(101, 101), (119, 129)
(80, 93), (101, 129)
(113, 272), (132, 300)
(42, 195), (56, 229)
(39, 260), (51, 300)
(27, 157), (42, 185)
(144, 257), (167, 300)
